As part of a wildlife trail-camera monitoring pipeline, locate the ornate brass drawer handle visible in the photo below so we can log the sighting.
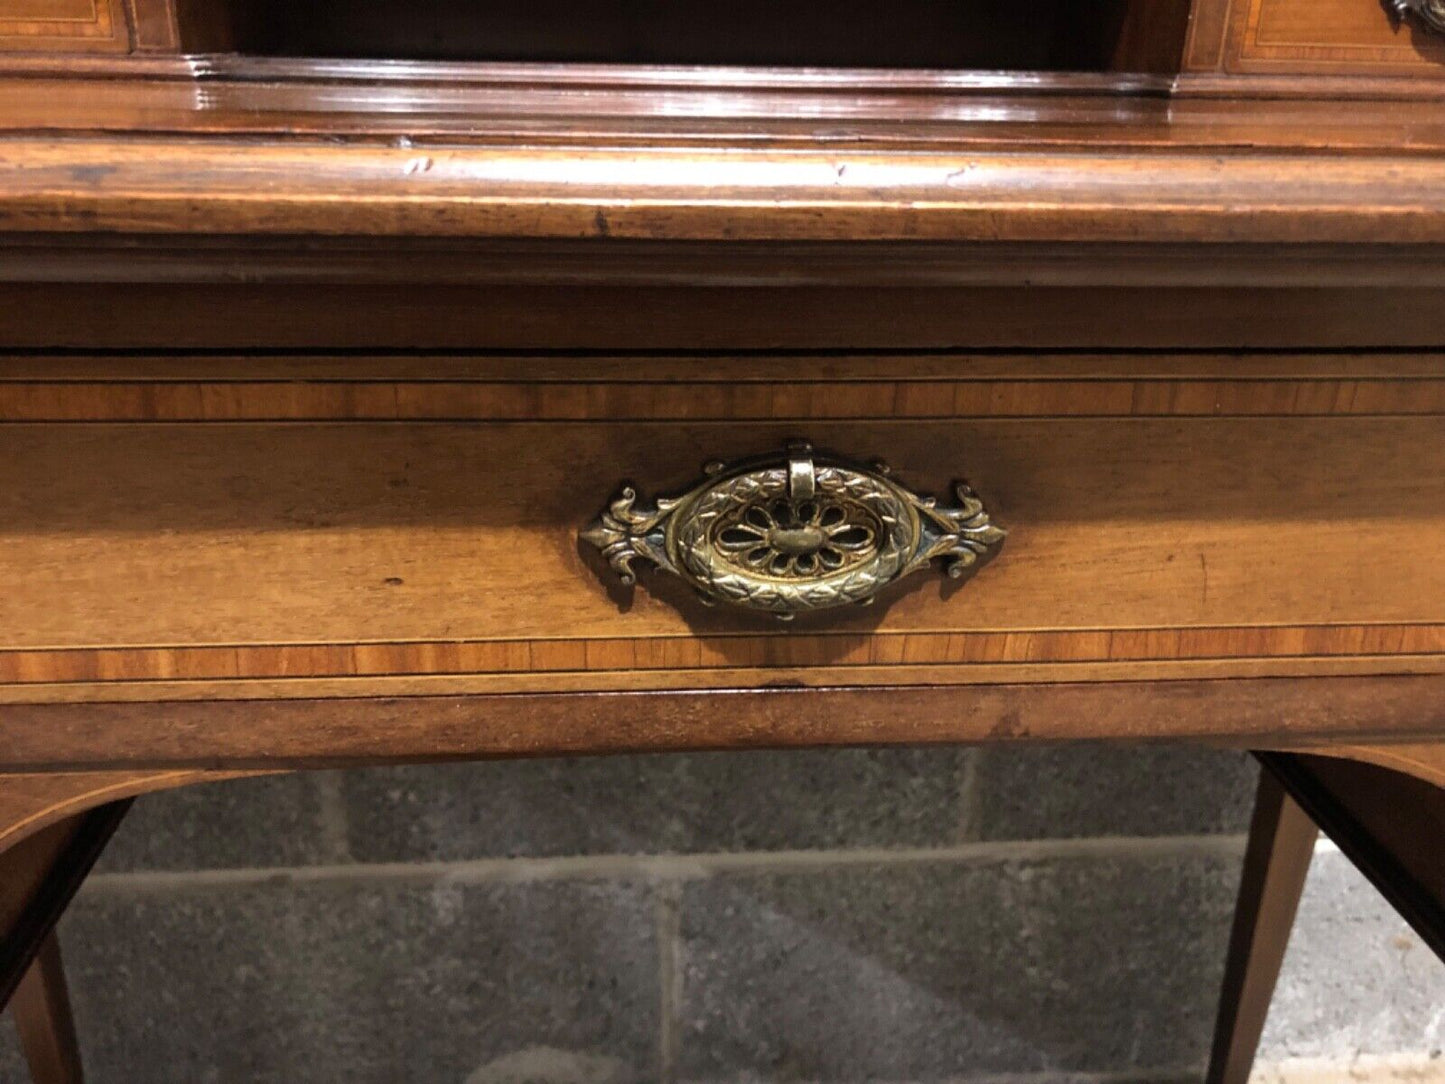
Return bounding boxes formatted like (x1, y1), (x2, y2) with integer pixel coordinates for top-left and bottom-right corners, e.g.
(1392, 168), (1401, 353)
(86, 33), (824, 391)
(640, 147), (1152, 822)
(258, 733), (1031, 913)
(1393, 0), (1445, 33)
(581, 442), (1005, 619)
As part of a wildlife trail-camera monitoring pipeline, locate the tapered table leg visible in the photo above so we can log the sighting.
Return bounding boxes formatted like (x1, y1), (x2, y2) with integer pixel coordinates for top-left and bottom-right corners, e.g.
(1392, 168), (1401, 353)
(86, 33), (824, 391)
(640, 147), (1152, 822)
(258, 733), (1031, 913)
(11, 932), (83, 1084)
(0, 771), (245, 1084)
(1258, 751), (1445, 961)
(1, 797), (130, 1084)
(0, 802), (129, 1011)
(1206, 764), (1319, 1084)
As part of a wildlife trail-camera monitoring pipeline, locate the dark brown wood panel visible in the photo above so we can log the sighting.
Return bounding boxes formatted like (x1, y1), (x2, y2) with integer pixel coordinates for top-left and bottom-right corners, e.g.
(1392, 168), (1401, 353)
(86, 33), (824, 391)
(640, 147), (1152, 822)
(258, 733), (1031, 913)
(4, 353), (1443, 420)
(6, 676), (1445, 770)
(4, 285), (1445, 349)
(19, 240), (1445, 290)
(1112, 0), (1193, 73)
(124, 0), (176, 51)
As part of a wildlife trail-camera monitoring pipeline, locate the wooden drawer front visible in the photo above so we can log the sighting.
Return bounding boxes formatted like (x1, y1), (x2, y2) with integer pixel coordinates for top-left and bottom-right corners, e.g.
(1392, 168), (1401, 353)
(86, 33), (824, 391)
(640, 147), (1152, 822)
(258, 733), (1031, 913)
(1197, 0), (1445, 75)
(1, 353), (1443, 704)
(0, 0), (128, 51)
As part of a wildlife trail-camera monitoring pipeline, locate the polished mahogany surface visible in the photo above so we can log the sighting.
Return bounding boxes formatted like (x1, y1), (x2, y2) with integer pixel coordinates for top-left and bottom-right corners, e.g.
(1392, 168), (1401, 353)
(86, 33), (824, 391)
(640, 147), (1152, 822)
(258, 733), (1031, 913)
(0, 0), (1439, 748)
(2, 2), (1445, 1082)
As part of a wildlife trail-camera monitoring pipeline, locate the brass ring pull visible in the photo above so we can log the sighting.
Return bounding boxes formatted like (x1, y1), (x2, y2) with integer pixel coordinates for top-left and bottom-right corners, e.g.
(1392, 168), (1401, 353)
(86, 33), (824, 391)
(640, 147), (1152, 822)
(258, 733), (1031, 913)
(581, 442), (1005, 619)
(1393, 0), (1445, 33)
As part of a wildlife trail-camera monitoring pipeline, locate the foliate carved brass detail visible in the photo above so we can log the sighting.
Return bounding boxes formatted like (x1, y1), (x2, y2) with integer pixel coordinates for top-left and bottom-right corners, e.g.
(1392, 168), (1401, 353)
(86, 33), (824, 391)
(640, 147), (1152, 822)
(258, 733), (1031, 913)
(581, 442), (1005, 618)
(1393, 0), (1445, 33)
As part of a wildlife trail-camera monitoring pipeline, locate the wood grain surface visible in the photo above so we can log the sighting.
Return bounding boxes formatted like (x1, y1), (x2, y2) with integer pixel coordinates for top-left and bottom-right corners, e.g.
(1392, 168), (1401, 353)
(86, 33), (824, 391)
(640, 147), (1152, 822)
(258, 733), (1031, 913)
(6, 353), (1444, 418)
(14, 239), (1445, 290)
(0, 10), (1441, 251)
(1191, 0), (1445, 75)
(5, 676), (1445, 770)
(0, 357), (1440, 702)
(8, 136), (1445, 243)
(0, 0), (127, 52)
(3, 11), (1444, 1070)
(4, 285), (1445, 349)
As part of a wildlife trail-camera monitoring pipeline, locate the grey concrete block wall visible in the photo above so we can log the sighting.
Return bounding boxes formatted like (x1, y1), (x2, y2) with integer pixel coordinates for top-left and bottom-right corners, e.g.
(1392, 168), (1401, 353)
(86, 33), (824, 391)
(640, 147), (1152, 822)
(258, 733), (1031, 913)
(53, 880), (661, 1083)
(2, 745), (1442, 1083)
(340, 747), (976, 861)
(674, 851), (1241, 1079)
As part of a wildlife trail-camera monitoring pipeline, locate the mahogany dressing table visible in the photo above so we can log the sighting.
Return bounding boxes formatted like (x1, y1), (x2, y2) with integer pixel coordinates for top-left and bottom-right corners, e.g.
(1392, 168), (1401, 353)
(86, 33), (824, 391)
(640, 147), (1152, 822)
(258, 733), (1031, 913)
(1, 0), (1445, 1079)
